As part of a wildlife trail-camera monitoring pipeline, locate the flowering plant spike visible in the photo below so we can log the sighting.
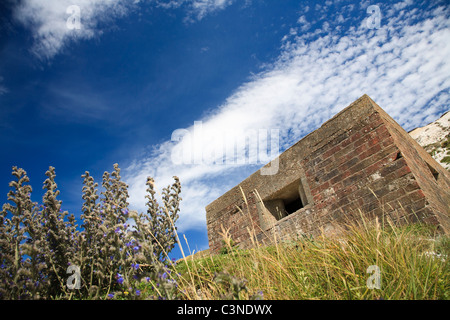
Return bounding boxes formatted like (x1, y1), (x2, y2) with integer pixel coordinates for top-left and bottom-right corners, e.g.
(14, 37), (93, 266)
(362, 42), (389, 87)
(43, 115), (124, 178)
(0, 164), (182, 300)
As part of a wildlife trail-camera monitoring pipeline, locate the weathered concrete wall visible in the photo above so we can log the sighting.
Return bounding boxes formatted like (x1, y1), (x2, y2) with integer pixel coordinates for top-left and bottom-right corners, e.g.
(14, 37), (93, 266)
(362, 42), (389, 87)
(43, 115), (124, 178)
(206, 94), (450, 254)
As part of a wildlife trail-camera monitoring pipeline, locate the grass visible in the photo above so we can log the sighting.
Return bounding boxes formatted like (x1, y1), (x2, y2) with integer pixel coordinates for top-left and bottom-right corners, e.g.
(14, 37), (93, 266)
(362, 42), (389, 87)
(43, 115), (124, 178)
(139, 217), (449, 300)
(441, 155), (450, 165)
(131, 184), (449, 301)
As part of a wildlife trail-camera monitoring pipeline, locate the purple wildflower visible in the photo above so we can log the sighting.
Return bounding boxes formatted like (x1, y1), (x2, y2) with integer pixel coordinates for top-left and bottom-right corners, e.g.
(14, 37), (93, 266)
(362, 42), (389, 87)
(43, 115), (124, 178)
(116, 273), (124, 285)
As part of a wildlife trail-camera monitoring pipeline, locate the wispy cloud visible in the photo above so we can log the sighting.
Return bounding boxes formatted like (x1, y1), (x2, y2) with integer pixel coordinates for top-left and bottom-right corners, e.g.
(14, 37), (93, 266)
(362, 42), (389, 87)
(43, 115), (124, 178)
(156, 0), (235, 19)
(13, 0), (134, 59)
(13, 0), (237, 59)
(188, 0), (235, 20)
(0, 77), (10, 129)
(0, 77), (7, 95)
(123, 0), (450, 233)
(41, 83), (113, 122)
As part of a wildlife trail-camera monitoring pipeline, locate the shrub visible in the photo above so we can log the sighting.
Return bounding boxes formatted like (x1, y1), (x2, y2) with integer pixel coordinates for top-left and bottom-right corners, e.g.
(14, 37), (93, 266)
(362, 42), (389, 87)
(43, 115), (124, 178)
(0, 164), (181, 300)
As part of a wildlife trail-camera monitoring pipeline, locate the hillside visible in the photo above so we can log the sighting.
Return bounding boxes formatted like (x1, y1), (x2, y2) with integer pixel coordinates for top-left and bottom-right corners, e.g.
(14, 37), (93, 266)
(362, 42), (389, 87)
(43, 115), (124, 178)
(409, 110), (450, 170)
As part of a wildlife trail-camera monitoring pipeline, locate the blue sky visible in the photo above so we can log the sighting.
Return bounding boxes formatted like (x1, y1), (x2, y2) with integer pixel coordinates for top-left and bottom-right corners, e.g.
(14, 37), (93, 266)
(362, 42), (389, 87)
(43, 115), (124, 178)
(0, 0), (449, 259)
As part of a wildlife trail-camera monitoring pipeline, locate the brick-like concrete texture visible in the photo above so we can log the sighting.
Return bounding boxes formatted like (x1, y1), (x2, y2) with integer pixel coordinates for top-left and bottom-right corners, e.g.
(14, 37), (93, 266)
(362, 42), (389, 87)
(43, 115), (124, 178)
(206, 95), (450, 254)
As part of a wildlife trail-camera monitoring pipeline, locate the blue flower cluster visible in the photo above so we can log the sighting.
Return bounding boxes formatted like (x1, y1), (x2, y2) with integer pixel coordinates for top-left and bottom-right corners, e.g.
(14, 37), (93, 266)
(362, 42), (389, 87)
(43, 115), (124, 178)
(116, 273), (124, 285)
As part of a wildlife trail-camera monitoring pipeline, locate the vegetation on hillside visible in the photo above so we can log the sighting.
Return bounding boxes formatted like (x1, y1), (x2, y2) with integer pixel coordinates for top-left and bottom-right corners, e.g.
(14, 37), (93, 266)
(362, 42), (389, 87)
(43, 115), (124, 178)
(1, 165), (448, 300)
(171, 220), (448, 300)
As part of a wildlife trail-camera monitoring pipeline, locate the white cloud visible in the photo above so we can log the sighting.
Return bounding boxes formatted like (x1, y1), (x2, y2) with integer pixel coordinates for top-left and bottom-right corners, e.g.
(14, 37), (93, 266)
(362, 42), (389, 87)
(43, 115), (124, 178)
(155, 0), (236, 21)
(189, 0), (235, 20)
(123, 1), (450, 232)
(14, 0), (133, 59)
(13, 0), (236, 59)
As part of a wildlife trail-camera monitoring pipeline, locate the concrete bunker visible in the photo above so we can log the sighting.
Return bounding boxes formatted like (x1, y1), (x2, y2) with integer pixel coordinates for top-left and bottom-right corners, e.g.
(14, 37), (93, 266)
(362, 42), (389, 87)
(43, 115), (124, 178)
(206, 94), (450, 254)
